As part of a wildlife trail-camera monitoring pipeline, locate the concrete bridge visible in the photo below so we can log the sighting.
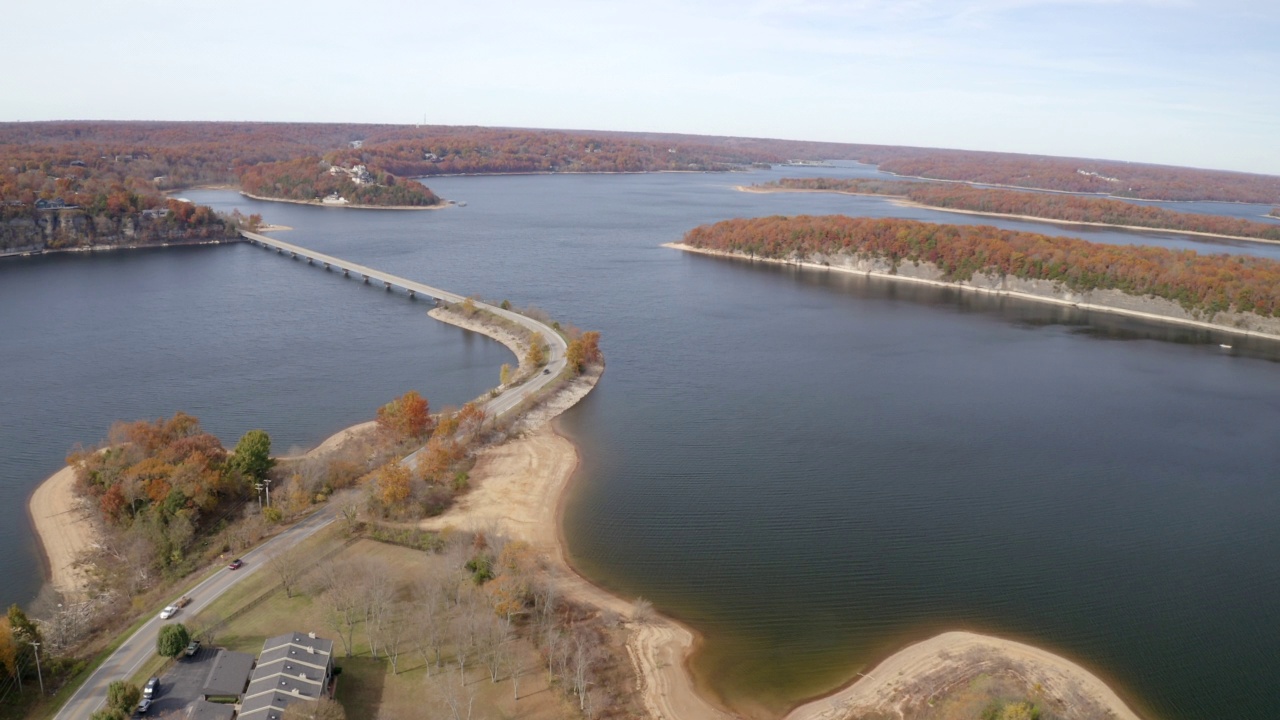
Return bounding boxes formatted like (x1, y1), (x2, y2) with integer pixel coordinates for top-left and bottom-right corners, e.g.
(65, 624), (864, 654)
(52, 233), (571, 720)
(241, 231), (464, 302)
(239, 230), (568, 422)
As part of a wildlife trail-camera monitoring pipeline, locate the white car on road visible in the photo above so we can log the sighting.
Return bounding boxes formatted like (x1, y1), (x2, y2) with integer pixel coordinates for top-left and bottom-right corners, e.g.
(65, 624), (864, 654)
(158, 605), (178, 620)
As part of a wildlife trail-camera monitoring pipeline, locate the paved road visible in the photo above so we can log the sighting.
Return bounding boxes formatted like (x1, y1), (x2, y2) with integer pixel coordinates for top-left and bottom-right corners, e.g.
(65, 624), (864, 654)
(56, 236), (567, 718)
(53, 509), (335, 720)
(239, 231), (569, 453)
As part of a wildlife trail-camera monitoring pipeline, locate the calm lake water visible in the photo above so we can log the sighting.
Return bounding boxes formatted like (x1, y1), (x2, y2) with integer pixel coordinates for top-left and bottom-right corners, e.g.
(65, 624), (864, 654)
(4, 167), (1279, 719)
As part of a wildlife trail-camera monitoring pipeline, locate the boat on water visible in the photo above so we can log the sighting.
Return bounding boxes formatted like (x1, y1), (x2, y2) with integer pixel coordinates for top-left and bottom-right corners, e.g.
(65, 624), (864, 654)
(1220, 343), (1233, 349)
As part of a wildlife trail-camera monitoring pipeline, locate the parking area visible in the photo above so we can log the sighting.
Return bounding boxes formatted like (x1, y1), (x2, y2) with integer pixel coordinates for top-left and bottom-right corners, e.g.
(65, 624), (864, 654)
(146, 645), (215, 716)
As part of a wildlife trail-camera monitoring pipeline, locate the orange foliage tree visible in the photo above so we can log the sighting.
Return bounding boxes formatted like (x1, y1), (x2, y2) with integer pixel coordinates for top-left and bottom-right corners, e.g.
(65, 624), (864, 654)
(375, 462), (413, 507)
(376, 390), (433, 441)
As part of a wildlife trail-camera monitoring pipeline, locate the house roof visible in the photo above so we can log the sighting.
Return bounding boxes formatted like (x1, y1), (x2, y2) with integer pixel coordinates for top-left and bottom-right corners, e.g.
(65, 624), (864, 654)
(238, 632), (333, 720)
(187, 700), (236, 720)
(239, 689), (301, 720)
(202, 650), (255, 698)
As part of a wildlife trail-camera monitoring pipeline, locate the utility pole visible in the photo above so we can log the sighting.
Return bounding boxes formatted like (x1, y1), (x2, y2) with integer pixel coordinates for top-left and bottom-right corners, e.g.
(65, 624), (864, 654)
(31, 641), (43, 695)
(255, 482), (263, 511)
(263, 478), (272, 507)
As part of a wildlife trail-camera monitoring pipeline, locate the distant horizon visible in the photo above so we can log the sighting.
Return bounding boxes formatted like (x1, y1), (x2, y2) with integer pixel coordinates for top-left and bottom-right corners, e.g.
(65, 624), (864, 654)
(4, 1), (1275, 177)
(5, 117), (1278, 180)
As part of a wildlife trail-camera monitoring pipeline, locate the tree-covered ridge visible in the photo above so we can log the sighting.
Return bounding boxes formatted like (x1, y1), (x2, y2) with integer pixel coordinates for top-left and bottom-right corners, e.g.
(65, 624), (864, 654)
(683, 215), (1280, 316)
(239, 158), (441, 206)
(6, 121), (1280, 205)
(850, 147), (1280, 204)
(0, 143), (251, 253)
(758, 178), (1280, 242)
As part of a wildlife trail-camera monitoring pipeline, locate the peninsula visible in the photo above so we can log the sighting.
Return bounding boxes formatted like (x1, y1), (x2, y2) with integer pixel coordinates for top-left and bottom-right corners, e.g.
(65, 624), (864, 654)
(672, 215), (1280, 341)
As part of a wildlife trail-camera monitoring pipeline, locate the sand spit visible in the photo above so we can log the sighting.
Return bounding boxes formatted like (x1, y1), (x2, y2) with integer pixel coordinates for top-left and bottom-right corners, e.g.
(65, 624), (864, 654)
(26, 465), (97, 601)
(784, 631), (1142, 720)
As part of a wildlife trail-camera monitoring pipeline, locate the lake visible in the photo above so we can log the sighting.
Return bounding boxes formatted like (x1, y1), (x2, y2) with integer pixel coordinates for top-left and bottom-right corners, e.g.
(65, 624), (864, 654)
(4, 167), (1279, 719)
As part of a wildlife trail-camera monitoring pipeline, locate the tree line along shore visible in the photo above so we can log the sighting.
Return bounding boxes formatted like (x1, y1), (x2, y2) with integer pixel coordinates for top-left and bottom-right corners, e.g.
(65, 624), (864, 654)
(678, 214), (1280, 341)
(747, 178), (1280, 244)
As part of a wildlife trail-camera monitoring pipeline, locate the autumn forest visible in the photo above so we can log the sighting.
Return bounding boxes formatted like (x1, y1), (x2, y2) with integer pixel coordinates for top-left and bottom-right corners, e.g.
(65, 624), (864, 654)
(683, 215), (1280, 318)
(757, 178), (1280, 242)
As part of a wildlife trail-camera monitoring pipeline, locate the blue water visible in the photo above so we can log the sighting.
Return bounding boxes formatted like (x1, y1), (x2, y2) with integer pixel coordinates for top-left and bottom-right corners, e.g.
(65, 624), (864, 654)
(4, 172), (1278, 719)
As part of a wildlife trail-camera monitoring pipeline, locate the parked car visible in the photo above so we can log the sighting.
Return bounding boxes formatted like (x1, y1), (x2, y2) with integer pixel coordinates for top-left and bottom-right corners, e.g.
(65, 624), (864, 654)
(184, 640), (201, 657)
(227, 558), (244, 570)
(158, 605), (178, 620)
(143, 677), (158, 698)
(135, 697), (152, 715)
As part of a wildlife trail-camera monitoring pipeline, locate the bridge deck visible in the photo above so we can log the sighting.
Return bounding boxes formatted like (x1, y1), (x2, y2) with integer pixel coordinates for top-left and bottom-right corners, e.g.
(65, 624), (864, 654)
(239, 230), (569, 423)
(241, 231), (464, 302)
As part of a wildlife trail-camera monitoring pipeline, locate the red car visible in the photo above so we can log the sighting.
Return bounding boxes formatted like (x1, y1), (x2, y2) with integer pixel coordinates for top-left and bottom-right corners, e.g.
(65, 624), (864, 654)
(227, 558), (244, 570)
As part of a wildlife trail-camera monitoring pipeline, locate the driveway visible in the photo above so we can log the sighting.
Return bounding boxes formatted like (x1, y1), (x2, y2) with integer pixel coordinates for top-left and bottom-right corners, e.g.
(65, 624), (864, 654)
(147, 645), (216, 715)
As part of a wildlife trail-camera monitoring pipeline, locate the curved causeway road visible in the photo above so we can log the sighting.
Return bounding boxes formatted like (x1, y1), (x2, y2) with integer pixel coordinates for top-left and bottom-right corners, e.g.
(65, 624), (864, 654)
(239, 231), (568, 421)
(55, 232), (567, 719)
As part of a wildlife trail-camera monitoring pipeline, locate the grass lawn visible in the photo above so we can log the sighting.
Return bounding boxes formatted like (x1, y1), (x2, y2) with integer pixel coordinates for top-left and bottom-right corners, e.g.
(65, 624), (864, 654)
(187, 532), (578, 720)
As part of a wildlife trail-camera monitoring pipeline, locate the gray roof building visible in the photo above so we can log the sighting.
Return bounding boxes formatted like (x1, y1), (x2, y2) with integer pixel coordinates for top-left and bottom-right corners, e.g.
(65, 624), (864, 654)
(203, 650), (256, 700)
(188, 699), (237, 720)
(239, 632), (334, 720)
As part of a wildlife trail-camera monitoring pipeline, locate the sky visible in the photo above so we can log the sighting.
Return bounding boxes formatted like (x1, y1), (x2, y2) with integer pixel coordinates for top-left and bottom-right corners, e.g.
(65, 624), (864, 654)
(4, 0), (1278, 175)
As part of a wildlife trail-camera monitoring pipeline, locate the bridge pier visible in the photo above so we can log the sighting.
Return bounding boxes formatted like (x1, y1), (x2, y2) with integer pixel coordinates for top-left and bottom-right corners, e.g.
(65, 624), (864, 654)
(307, 257), (313, 265)
(343, 269), (350, 278)
(323, 262), (330, 271)
(408, 289), (416, 299)
(290, 252), (297, 260)
(384, 281), (393, 291)
(276, 248), (283, 254)
(363, 275), (370, 284)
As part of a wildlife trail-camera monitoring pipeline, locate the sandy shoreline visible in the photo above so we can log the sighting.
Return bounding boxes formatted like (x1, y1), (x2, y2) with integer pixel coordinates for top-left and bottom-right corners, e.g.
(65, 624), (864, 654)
(26, 465), (97, 601)
(420, 369), (736, 720)
(783, 631), (1142, 720)
(737, 185), (1280, 246)
(238, 191), (450, 211)
(665, 242), (1280, 342)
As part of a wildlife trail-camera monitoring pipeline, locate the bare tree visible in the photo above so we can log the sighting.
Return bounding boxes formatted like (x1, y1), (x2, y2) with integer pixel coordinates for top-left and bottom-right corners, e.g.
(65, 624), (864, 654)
(478, 613), (512, 683)
(631, 597), (654, 624)
(267, 544), (306, 599)
(382, 606), (406, 675)
(334, 491), (362, 534)
(361, 559), (395, 658)
(570, 630), (603, 712)
(449, 613), (476, 678)
(508, 649), (524, 702)
(411, 574), (447, 673)
(314, 559), (363, 656)
(440, 670), (477, 720)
